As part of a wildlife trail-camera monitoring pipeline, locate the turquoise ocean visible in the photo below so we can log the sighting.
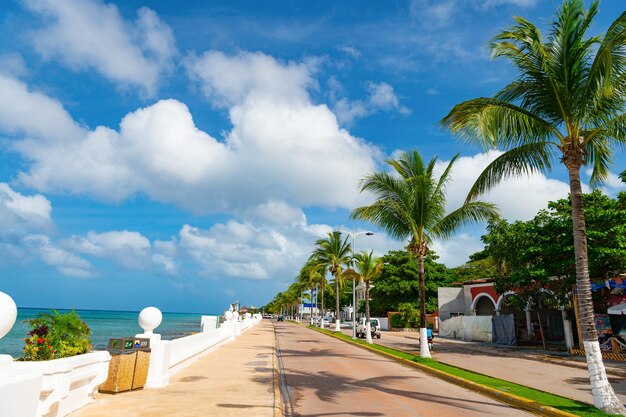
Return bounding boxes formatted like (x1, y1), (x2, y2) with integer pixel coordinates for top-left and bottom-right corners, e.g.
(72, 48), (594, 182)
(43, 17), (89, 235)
(0, 308), (217, 358)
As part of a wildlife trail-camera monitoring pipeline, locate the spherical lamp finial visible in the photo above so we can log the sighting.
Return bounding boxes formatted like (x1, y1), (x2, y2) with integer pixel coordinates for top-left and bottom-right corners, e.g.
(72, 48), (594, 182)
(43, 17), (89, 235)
(138, 307), (162, 334)
(0, 292), (17, 341)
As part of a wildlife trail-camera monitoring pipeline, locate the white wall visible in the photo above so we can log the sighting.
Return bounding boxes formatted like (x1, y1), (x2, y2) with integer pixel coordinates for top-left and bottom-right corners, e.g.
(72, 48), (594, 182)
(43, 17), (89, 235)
(438, 287), (466, 320)
(373, 317), (389, 330)
(12, 351), (111, 417)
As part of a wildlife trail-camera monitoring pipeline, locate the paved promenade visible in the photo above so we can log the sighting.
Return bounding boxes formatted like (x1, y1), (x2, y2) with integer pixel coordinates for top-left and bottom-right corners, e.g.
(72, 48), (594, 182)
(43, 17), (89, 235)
(72, 321), (277, 417)
(364, 329), (626, 405)
(277, 322), (533, 416)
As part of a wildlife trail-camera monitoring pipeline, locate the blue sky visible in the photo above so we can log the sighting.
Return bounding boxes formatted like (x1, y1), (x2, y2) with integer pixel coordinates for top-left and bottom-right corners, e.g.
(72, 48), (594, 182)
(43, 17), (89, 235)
(0, 0), (624, 313)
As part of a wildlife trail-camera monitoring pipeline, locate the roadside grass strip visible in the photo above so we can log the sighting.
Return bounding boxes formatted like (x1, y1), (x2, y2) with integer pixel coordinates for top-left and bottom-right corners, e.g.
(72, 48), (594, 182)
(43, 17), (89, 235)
(308, 326), (618, 417)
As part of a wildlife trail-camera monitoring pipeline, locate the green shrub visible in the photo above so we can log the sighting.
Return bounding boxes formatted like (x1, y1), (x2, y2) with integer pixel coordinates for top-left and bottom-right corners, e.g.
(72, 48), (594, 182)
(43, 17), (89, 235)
(398, 302), (420, 328)
(389, 312), (404, 328)
(23, 310), (92, 361)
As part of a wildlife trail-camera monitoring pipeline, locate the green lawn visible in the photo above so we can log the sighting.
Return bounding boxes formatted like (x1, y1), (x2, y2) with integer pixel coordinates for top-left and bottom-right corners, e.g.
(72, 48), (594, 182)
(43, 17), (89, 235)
(308, 326), (618, 417)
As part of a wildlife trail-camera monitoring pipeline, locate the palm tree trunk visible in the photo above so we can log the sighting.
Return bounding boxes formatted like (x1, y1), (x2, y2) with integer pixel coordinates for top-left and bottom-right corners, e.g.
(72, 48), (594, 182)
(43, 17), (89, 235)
(567, 163), (624, 414)
(418, 253), (431, 358)
(320, 282), (325, 328)
(334, 276), (341, 331)
(365, 281), (372, 344)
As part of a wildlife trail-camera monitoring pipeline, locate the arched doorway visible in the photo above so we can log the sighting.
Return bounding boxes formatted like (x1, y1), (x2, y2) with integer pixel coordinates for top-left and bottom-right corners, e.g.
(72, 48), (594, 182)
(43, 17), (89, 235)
(474, 295), (497, 316)
(498, 292), (528, 340)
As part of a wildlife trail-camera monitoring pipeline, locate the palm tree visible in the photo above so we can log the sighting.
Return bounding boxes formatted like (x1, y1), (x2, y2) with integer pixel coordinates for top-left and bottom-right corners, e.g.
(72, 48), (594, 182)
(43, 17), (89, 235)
(297, 258), (327, 324)
(312, 231), (352, 331)
(345, 251), (384, 344)
(352, 150), (498, 357)
(440, 1), (626, 412)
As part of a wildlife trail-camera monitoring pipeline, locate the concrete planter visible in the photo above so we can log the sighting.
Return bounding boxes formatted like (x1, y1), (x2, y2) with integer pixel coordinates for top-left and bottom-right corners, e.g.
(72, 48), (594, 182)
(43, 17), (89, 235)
(14, 351), (111, 417)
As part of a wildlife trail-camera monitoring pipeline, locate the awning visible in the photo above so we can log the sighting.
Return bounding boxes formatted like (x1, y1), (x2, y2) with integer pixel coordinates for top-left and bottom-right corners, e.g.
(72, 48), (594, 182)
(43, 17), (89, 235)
(608, 303), (626, 315)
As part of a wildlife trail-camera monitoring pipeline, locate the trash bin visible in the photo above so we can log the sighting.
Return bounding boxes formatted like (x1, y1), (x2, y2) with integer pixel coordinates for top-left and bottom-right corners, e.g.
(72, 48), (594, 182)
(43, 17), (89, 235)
(99, 338), (151, 393)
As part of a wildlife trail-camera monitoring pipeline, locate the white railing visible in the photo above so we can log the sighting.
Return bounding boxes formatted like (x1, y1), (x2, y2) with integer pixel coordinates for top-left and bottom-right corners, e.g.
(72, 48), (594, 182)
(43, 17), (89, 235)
(0, 294), (262, 417)
(14, 351), (111, 417)
(139, 309), (262, 389)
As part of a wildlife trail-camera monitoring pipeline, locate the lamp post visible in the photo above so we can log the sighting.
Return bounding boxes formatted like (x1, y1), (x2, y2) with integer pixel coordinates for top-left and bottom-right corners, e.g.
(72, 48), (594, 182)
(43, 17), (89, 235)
(337, 230), (374, 339)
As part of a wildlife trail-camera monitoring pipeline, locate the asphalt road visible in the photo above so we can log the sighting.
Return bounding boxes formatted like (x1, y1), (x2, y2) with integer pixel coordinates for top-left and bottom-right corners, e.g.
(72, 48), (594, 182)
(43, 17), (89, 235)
(274, 322), (534, 417)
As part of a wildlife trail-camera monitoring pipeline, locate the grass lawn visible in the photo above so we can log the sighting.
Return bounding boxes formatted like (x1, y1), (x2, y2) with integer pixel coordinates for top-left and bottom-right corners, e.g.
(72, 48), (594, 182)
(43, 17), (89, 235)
(309, 326), (619, 417)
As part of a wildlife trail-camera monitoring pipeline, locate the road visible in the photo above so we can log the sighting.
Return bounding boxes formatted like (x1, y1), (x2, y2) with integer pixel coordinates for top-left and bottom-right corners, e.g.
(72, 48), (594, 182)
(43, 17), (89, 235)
(274, 322), (534, 417)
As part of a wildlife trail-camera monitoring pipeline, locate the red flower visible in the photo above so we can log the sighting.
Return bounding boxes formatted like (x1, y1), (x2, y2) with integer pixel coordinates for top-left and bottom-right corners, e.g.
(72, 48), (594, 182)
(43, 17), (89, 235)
(38, 338), (43, 344)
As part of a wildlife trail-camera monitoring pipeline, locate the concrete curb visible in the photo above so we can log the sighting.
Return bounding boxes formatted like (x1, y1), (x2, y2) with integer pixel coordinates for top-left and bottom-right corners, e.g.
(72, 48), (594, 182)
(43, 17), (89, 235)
(273, 323), (294, 417)
(272, 324), (285, 417)
(307, 325), (579, 417)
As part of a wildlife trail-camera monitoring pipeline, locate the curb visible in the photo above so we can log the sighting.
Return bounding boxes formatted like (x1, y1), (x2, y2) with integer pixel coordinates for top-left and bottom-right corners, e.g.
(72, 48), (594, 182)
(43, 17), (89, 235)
(307, 326), (579, 417)
(272, 323), (293, 417)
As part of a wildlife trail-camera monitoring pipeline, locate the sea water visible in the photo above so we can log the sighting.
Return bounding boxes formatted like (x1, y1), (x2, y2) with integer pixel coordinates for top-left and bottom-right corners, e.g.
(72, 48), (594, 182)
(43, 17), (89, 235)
(0, 308), (218, 358)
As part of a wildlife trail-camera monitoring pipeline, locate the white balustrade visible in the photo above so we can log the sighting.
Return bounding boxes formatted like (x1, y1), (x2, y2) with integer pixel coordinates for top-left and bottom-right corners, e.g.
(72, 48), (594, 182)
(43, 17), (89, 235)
(0, 296), (261, 416)
(0, 292), (110, 417)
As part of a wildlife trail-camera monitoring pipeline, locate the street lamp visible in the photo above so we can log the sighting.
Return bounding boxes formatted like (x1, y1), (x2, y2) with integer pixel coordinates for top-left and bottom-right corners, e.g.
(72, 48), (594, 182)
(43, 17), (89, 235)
(336, 230), (374, 339)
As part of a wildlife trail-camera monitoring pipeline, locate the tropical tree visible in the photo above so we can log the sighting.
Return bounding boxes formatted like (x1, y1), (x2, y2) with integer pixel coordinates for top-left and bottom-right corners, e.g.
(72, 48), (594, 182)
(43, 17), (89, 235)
(298, 257), (327, 325)
(345, 250), (383, 344)
(352, 150), (498, 357)
(369, 250), (458, 316)
(441, 1), (626, 412)
(311, 231), (352, 331)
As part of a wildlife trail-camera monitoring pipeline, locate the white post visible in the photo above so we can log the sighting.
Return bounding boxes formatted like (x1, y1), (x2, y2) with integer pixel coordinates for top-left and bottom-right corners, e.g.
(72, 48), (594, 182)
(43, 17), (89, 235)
(525, 309), (533, 340)
(136, 307), (172, 388)
(233, 311), (241, 336)
(0, 292), (43, 417)
(561, 308), (574, 350)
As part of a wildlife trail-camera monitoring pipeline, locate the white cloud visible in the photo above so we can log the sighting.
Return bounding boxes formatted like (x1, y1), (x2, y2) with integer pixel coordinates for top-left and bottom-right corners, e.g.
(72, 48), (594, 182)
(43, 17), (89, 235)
(23, 234), (93, 278)
(338, 45), (362, 58)
(333, 81), (411, 125)
(410, 0), (457, 28)
(0, 53), (29, 78)
(65, 230), (151, 269)
(0, 183), (53, 237)
(0, 74), (85, 143)
(185, 51), (313, 108)
(179, 214), (332, 280)
(584, 168), (626, 195)
(431, 233), (485, 268)
(3, 52), (381, 213)
(24, 0), (175, 96)
(434, 150), (571, 222)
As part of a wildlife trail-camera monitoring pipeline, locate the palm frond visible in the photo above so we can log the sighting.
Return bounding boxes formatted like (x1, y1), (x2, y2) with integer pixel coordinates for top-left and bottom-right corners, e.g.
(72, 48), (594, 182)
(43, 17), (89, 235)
(432, 202), (499, 240)
(466, 142), (556, 202)
(441, 98), (560, 149)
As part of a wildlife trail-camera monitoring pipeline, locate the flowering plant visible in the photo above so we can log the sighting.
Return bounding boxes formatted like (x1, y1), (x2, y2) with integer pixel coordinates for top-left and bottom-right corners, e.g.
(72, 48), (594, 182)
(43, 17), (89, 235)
(22, 310), (92, 361)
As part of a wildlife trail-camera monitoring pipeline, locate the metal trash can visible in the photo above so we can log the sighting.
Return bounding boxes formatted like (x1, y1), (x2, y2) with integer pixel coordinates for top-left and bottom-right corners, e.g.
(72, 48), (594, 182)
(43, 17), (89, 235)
(99, 338), (151, 393)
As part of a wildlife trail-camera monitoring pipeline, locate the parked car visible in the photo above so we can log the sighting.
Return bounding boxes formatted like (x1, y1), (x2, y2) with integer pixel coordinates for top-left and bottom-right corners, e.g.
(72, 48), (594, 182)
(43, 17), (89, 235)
(277, 315), (284, 322)
(311, 317), (330, 326)
(356, 317), (381, 339)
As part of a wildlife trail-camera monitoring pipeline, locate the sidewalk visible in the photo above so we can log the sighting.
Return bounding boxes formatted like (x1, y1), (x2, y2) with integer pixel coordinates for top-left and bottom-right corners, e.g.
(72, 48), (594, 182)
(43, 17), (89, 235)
(377, 330), (626, 405)
(71, 321), (277, 417)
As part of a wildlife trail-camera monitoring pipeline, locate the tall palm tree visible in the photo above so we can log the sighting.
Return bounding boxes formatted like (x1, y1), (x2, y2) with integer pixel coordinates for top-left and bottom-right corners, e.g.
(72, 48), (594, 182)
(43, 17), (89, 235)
(441, 1), (626, 412)
(352, 150), (498, 357)
(312, 231), (352, 331)
(298, 258), (327, 325)
(345, 251), (384, 344)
